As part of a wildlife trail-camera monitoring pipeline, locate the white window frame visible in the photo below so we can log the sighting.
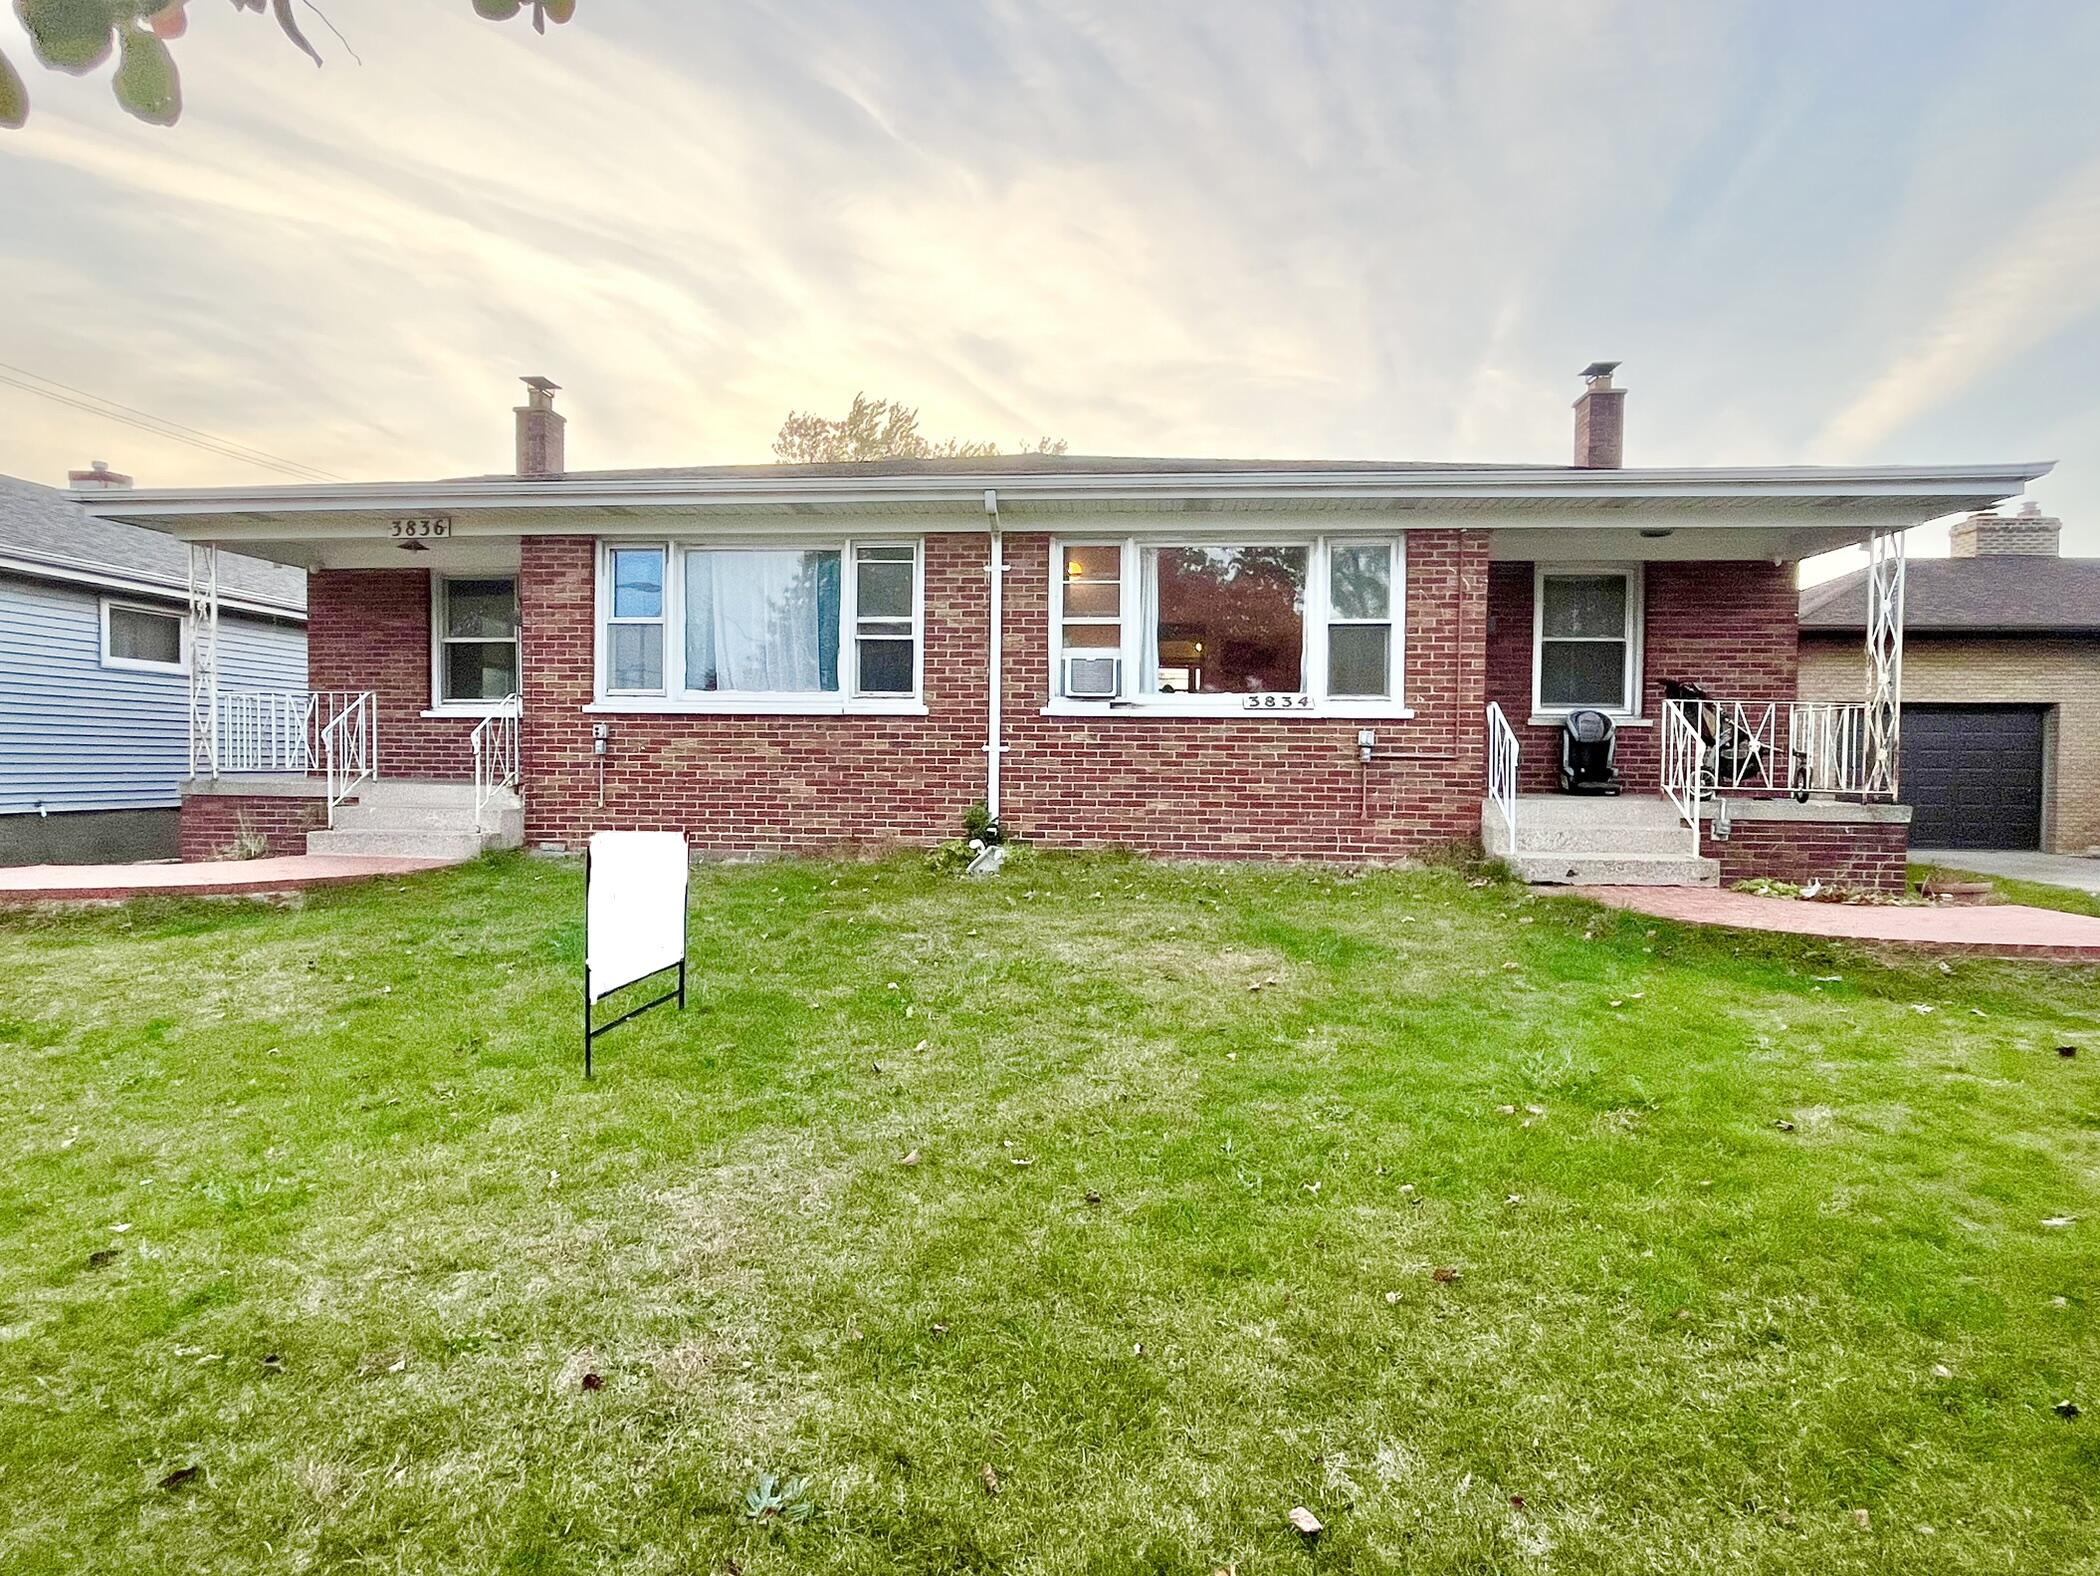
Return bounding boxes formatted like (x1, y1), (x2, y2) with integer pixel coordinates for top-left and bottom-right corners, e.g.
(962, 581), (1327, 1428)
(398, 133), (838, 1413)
(1045, 533), (1410, 718)
(587, 537), (927, 716)
(428, 574), (522, 716)
(1530, 562), (1644, 721)
(99, 596), (189, 675)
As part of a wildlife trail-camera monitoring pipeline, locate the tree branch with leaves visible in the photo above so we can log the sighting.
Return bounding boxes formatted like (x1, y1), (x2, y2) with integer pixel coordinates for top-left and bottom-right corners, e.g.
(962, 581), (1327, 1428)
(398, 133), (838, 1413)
(773, 392), (1067, 466)
(0, 0), (574, 130)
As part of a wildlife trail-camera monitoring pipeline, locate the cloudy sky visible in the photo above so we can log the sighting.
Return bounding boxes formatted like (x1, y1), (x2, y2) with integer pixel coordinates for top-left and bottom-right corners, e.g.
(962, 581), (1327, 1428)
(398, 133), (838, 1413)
(3, 0), (2098, 563)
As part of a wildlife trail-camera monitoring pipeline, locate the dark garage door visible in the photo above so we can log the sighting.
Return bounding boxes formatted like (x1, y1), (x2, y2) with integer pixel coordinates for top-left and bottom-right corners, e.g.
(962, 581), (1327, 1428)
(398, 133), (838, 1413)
(1903, 704), (2046, 850)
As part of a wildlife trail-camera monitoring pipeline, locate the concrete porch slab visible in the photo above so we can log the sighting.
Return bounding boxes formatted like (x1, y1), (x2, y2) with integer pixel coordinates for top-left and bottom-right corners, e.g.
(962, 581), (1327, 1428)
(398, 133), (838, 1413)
(0, 854), (453, 905)
(1564, 885), (2100, 961)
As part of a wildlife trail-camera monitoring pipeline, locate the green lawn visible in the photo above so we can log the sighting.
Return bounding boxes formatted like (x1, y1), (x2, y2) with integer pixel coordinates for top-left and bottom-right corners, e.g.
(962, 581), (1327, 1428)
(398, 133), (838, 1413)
(2, 853), (2096, 1575)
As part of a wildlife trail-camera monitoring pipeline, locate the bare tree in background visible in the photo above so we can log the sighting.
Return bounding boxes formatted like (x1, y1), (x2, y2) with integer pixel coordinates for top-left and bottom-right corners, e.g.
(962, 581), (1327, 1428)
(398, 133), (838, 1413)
(1, 0), (573, 130)
(773, 393), (1068, 465)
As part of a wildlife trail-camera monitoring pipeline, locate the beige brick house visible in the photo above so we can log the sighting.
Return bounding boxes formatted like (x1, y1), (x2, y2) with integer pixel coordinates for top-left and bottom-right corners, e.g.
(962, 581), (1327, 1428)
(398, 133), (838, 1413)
(1800, 505), (2100, 854)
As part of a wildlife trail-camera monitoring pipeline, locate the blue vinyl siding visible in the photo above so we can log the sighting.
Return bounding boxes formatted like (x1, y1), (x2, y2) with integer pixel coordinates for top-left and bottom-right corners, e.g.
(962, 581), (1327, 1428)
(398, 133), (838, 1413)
(0, 576), (306, 814)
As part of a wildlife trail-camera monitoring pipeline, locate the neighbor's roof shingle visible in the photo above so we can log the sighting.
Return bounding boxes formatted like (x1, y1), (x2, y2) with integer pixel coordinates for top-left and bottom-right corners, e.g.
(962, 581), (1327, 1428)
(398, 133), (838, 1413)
(0, 474), (304, 609)
(1799, 556), (2100, 635)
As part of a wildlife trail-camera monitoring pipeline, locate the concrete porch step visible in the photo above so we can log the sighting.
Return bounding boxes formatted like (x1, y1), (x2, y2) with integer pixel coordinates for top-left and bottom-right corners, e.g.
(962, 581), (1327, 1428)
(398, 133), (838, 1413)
(1507, 851), (1720, 887)
(334, 801), (524, 839)
(351, 780), (516, 811)
(306, 828), (507, 861)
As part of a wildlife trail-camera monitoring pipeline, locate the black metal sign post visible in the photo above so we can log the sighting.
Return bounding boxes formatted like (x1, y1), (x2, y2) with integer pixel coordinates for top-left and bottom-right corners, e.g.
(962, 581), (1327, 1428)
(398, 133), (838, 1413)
(582, 842), (690, 1078)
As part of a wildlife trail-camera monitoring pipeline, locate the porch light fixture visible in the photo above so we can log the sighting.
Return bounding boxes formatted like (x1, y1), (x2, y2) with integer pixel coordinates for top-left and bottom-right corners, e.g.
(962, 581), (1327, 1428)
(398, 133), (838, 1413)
(1639, 528), (1674, 539)
(398, 539), (431, 553)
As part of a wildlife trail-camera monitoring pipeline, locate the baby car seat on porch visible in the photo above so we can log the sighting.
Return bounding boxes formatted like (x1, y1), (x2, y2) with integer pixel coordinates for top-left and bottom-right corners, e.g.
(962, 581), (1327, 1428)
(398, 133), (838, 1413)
(1558, 709), (1622, 795)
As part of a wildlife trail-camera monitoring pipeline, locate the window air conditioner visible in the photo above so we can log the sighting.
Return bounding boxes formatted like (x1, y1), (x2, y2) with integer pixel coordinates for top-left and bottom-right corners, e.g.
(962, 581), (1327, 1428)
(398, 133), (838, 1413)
(1063, 654), (1121, 700)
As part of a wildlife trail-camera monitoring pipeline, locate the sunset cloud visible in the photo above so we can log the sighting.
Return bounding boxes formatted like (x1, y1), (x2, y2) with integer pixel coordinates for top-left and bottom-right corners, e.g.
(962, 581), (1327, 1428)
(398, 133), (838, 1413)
(1, 0), (2094, 554)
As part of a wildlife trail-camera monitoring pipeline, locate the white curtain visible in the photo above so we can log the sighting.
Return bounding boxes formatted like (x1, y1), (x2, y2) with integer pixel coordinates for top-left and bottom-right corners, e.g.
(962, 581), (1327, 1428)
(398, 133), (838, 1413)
(686, 550), (840, 692)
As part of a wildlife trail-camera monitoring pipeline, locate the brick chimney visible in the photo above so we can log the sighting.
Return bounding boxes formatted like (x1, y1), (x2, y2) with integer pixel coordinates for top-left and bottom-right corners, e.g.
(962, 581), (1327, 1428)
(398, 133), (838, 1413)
(1572, 361), (1624, 468)
(514, 376), (565, 477)
(67, 459), (133, 490)
(1950, 499), (2060, 557)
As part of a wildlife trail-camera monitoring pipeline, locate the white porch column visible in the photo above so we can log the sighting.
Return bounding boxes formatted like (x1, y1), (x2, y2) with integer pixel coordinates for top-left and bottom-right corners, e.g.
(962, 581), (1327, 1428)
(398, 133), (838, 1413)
(1864, 528), (1905, 797)
(187, 542), (221, 779)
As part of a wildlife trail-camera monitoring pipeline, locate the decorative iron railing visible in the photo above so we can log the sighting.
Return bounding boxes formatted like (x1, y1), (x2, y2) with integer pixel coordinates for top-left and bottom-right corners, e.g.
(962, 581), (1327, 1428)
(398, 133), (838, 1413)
(319, 692), (377, 827)
(472, 694), (522, 831)
(1661, 698), (1879, 802)
(1485, 700), (1521, 856)
(206, 689), (373, 776)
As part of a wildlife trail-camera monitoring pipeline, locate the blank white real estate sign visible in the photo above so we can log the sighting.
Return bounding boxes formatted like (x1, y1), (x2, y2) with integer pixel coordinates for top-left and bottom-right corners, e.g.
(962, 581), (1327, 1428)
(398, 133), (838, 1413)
(586, 831), (689, 1002)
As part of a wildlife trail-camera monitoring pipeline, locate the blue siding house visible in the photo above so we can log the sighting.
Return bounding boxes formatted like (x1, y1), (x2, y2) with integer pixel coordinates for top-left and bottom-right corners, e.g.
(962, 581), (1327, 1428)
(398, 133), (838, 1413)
(0, 471), (306, 864)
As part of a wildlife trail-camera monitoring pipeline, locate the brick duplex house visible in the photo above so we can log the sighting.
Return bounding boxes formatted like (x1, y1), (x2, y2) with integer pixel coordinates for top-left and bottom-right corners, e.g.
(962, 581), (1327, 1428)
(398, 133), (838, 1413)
(76, 369), (2050, 891)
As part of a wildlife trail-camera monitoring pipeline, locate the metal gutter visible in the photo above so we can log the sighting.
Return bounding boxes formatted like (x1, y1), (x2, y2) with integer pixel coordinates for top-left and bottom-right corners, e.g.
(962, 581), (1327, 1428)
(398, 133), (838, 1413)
(70, 461), (2055, 520)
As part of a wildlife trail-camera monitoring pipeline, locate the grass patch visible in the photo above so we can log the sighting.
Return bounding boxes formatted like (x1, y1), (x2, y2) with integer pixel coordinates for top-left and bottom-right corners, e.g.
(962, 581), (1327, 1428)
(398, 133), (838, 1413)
(1910, 861), (2100, 919)
(1, 853), (2096, 1573)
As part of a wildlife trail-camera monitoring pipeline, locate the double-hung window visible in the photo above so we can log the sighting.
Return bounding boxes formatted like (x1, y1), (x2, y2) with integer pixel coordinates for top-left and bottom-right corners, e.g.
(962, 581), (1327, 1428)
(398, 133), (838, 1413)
(1050, 535), (1406, 712)
(433, 576), (520, 705)
(1532, 565), (1640, 716)
(596, 539), (922, 710)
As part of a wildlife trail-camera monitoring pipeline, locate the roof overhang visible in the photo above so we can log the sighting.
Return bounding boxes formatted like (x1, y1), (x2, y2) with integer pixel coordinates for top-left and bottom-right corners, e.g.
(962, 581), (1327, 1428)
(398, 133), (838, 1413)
(72, 461), (2054, 572)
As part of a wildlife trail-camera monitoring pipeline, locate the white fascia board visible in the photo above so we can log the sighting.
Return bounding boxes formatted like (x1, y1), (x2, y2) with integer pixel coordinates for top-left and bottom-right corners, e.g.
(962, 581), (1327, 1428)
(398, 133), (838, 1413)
(0, 550), (306, 620)
(71, 460), (2054, 528)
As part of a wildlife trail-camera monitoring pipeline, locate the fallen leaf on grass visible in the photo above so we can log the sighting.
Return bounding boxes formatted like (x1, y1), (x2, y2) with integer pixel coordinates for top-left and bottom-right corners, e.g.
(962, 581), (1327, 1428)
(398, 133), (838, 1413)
(1852, 1508), (1872, 1530)
(2055, 1400), (2082, 1419)
(899, 1149), (921, 1167)
(580, 1371), (604, 1392)
(2041, 1216), (2078, 1228)
(1495, 1104), (1517, 1116)
(1288, 1505), (1324, 1536)
(1084, 1189), (1101, 1205)
(260, 1354), (284, 1373)
(1010, 1156), (1034, 1169)
(1431, 1266), (1462, 1285)
(157, 1465), (199, 1491)
(1384, 1290), (1403, 1305)
(980, 1464), (1001, 1496)
(358, 1352), (408, 1377)
(1931, 1363), (1953, 1379)
(86, 1249), (118, 1270)
(2059, 1046), (2079, 1058)
(1774, 1120), (1796, 1133)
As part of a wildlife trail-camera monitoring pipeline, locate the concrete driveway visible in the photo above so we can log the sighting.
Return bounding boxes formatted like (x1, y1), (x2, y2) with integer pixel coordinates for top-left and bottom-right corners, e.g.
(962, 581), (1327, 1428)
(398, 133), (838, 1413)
(1912, 848), (2100, 895)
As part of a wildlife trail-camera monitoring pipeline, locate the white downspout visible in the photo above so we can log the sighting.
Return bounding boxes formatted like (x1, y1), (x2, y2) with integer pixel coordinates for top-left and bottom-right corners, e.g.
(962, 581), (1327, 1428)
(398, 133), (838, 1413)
(983, 488), (1004, 824)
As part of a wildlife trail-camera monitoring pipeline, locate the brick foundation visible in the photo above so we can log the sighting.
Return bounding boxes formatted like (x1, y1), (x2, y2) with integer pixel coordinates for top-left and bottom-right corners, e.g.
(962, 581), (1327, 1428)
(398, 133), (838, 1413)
(1708, 812), (1910, 894)
(178, 791), (326, 860)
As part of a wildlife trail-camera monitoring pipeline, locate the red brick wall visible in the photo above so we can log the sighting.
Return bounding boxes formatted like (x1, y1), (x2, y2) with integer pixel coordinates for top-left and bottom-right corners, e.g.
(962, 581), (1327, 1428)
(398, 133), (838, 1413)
(1486, 560), (1800, 791)
(1713, 817), (1909, 894)
(514, 529), (1491, 859)
(998, 529), (1490, 857)
(308, 569), (477, 781)
(178, 794), (325, 860)
(518, 535), (987, 853)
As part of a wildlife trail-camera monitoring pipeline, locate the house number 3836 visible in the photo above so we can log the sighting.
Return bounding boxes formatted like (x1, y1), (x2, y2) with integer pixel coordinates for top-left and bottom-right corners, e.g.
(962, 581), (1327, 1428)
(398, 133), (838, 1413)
(389, 516), (451, 539)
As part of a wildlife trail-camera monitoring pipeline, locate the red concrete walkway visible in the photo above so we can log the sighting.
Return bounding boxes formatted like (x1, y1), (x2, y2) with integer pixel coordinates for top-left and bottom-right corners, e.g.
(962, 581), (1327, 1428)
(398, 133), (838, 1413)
(0, 854), (453, 905)
(1570, 885), (2100, 962)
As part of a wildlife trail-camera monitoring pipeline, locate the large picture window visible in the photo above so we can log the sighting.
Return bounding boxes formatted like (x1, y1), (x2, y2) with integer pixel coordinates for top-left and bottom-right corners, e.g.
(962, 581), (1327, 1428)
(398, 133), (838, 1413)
(1050, 536), (1407, 713)
(1532, 566), (1640, 715)
(596, 540), (921, 710)
(433, 576), (520, 705)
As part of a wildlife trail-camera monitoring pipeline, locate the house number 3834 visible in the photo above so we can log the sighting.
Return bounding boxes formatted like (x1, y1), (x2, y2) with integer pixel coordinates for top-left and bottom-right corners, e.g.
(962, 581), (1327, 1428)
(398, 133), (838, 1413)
(1242, 693), (1313, 711)
(389, 516), (451, 539)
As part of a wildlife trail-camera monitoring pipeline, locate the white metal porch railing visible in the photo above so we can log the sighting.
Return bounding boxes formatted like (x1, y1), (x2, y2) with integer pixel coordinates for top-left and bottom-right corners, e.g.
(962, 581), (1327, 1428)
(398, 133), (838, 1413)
(320, 691), (378, 827)
(472, 694), (522, 831)
(1660, 696), (1884, 854)
(206, 689), (374, 776)
(1485, 700), (1521, 856)
(1662, 698), (1879, 799)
